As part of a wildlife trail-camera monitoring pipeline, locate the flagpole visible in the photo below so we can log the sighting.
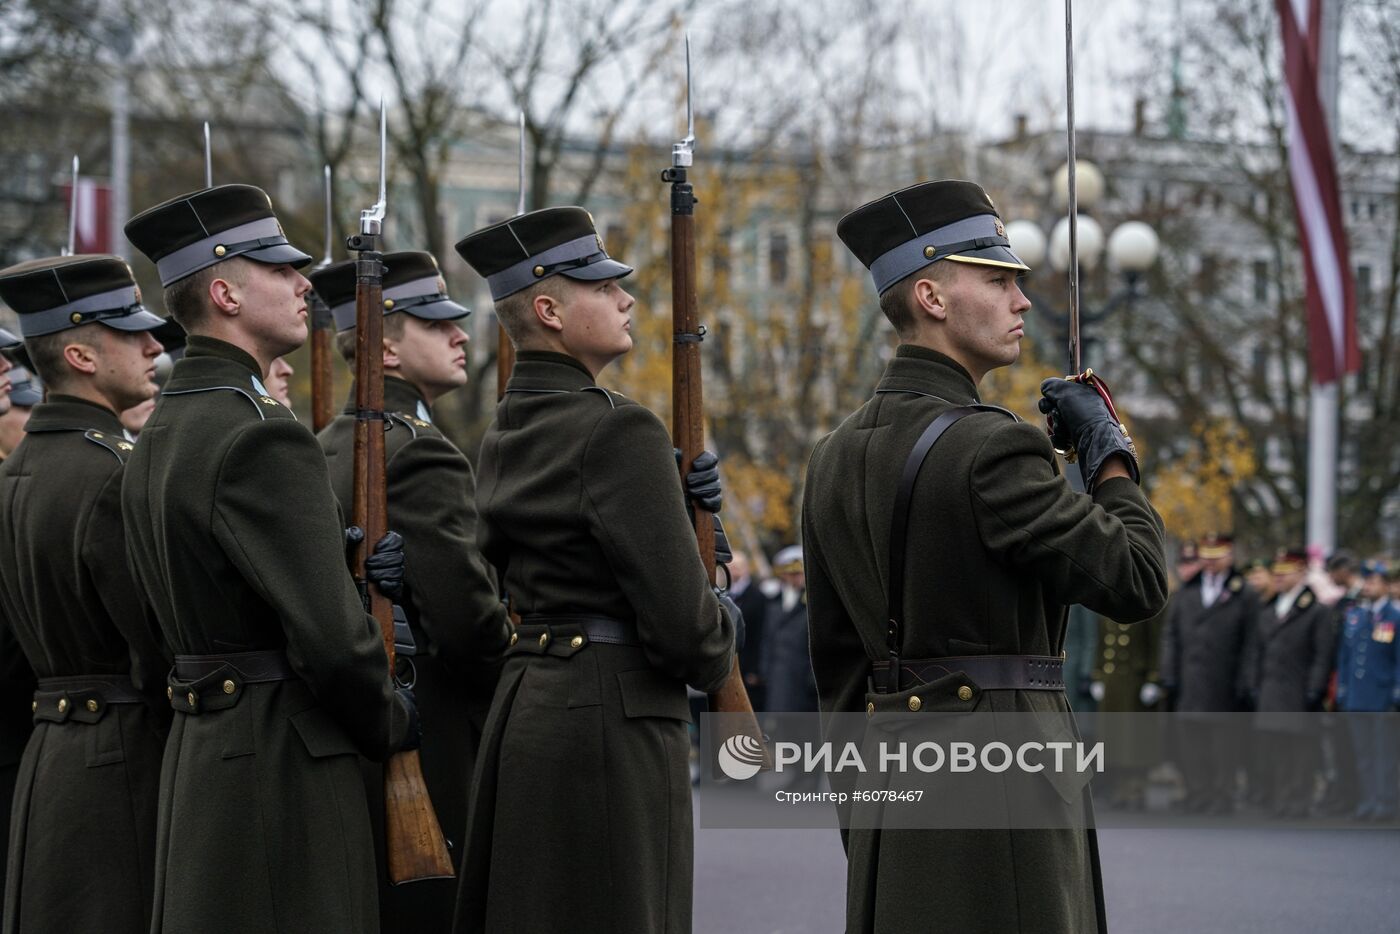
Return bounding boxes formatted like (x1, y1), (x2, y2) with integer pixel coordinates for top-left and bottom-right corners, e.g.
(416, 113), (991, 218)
(1306, 0), (1340, 556)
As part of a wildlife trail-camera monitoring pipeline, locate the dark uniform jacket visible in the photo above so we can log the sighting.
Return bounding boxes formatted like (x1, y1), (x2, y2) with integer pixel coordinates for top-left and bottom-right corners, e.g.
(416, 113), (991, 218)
(1093, 612), (1163, 712)
(802, 346), (1167, 934)
(1246, 586), (1333, 712)
(320, 375), (511, 933)
(122, 336), (411, 934)
(0, 615), (33, 891)
(761, 589), (817, 712)
(1334, 599), (1399, 712)
(1160, 570), (1258, 712)
(0, 396), (170, 934)
(454, 351), (736, 934)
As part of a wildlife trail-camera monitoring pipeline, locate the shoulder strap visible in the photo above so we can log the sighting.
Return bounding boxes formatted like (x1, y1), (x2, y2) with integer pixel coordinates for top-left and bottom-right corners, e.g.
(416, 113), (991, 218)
(81, 429), (134, 462)
(884, 404), (1015, 689)
(160, 384), (279, 420)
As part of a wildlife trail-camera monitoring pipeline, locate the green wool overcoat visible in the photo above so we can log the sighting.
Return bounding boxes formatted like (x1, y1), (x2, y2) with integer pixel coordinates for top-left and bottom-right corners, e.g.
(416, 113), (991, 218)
(802, 346), (1167, 934)
(320, 375), (512, 933)
(0, 397), (171, 934)
(453, 351), (737, 934)
(122, 336), (412, 934)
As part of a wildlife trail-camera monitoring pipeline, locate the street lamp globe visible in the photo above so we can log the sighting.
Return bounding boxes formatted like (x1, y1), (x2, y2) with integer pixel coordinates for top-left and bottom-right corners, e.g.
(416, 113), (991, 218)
(1004, 220), (1047, 269)
(1048, 214), (1105, 273)
(1106, 221), (1160, 273)
(1052, 160), (1105, 211)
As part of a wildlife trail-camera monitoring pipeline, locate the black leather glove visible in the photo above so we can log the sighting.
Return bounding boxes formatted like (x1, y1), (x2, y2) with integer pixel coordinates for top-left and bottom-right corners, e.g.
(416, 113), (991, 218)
(713, 514), (733, 567)
(1038, 378), (1140, 489)
(397, 687), (421, 751)
(364, 531), (407, 601)
(718, 590), (746, 652)
(677, 449), (723, 513)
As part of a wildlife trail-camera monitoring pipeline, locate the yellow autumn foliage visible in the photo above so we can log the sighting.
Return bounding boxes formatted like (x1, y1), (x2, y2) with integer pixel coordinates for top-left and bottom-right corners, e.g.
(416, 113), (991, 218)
(1149, 418), (1258, 541)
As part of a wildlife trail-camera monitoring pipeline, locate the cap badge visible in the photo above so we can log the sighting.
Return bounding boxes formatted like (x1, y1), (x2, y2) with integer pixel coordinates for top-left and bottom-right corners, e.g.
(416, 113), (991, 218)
(596, 234), (605, 251)
(993, 218), (1006, 238)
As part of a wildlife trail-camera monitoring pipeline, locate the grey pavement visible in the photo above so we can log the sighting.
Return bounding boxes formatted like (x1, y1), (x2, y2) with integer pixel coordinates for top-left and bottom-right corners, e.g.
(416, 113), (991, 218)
(693, 803), (1400, 933)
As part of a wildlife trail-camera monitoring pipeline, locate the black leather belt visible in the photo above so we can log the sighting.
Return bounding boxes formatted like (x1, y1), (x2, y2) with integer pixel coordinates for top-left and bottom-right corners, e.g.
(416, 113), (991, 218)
(510, 615), (641, 656)
(33, 675), (144, 724)
(169, 649), (297, 714)
(870, 655), (1065, 694)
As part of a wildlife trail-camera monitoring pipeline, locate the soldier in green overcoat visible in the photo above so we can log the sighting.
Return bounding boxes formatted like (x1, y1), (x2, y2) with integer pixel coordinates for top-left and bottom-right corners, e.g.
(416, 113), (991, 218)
(804, 181), (1168, 934)
(0, 331), (32, 894)
(312, 250), (511, 932)
(452, 207), (740, 934)
(121, 184), (417, 933)
(0, 256), (170, 934)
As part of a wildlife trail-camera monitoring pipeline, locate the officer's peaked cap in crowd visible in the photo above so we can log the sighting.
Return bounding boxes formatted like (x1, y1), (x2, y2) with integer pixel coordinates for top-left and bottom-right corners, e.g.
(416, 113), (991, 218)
(454, 206), (632, 301)
(311, 251), (469, 332)
(1198, 532), (1234, 560)
(0, 255), (164, 338)
(837, 180), (1028, 295)
(1272, 548), (1308, 574)
(124, 184), (312, 287)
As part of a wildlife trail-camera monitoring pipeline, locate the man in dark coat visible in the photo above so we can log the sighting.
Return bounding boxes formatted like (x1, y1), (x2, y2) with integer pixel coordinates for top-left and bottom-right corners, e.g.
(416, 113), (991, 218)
(804, 180), (1167, 934)
(0, 331), (32, 894)
(1245, 548), (1334, 817)
(312, 250), (511, 932)
(729, 551), (770, 712)
(453, 207), (740, 934)
(760, 545), (816, 714)
(122, 184), (417, 933)
(0, 256), (170, 934)
(1160, 533), (1259, 813)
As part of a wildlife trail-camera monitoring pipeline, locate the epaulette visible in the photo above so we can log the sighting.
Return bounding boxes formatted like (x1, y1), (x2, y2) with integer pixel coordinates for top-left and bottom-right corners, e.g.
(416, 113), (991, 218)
(387, 410), (437, 439)
(82, 429), (135, 462)
(1228, 575), (1244, 593)
(579, 385), (619, 409)
(1297, 588), (1315, 610)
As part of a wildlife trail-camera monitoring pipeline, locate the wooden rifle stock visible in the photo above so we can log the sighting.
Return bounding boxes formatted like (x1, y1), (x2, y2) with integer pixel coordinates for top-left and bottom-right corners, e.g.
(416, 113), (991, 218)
(309, 293), (335, 432)
(664, 164), (769, 769)
(350, 247), (455, 884)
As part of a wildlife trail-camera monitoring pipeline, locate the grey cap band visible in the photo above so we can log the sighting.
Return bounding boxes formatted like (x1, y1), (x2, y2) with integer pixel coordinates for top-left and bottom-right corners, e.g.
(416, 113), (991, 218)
(486, 233), (632, 300)
(868, 214), (1027, 294)
(0, 327), (19, 350)
(332, 276), (470, 331)
(155, 217), (310, 286)
(18, 284), (165, 337)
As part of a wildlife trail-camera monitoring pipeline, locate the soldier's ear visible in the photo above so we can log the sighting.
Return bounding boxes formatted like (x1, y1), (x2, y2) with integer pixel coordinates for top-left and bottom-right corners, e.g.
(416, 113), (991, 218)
(533, 292), (564, 333)
(208, 276), (240, 316)
(382, 334), (401, 369)
(61, 338), (100, 377)
(911, 276), (948, 322)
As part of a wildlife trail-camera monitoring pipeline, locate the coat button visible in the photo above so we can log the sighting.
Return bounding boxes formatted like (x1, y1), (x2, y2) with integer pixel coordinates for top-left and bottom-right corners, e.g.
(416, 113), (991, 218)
(167, 686), (174, 701)
(509, 632), (519, 646)
(908, 696), (922, 711)
(570, 635), (584, 648)
(222, 680), (236, 695)
(30, 701), (36, 712)
(187, 691), (198, 708)
(57, 698), (68, 713)
(957, 686), (974, 702)
(1104, 648), (1116, 660)
(86, 699), (99, 713)
(866, 702), (875, 716)
(1118, 635), (1130, 646)
(1103, 662), (1116, 674)
(539, 632), (550, 648)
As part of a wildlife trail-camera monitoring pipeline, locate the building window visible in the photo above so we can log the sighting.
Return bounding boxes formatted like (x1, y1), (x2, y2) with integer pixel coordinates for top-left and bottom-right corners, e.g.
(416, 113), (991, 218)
(1357, 264), (1372, 307)
(1253, 260), (1269, 304)
(1197, 255), (1219, 295)
(768, 231), (790, 286)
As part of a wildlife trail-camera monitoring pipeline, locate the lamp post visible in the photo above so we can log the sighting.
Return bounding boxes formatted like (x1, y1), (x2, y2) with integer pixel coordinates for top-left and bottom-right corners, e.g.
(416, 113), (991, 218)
(1005, 160), (1160, 370)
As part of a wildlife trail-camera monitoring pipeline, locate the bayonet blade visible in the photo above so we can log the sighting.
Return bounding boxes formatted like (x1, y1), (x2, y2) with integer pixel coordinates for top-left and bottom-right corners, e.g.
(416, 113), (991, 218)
(204, 121), (213, 188)
(65, 156), (79, 256)
(672, 33), (695, 168)
(516, 110), (527, 215)
(320, 165), (334, 268)
(360, 97), (387, 236)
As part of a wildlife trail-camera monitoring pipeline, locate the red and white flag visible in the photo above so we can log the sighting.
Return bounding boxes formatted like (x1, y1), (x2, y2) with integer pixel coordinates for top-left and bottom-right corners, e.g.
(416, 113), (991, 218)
(1276, 0), (1359, 385)
(62, 176), (112, 256)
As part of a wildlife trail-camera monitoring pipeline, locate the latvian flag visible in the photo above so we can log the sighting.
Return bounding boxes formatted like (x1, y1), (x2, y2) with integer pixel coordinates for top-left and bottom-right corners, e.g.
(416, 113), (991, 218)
(1276, 0), (1359, 385)
(62, 175), (112, 257)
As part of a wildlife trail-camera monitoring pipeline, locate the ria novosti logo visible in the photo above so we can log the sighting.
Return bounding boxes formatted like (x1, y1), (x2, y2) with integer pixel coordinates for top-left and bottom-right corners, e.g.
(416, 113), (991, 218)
(717, 734), (767, 781)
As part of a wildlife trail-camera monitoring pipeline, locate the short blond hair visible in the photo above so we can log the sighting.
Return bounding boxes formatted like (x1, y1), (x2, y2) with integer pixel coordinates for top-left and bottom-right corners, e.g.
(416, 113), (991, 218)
(334, 312), (409, 365)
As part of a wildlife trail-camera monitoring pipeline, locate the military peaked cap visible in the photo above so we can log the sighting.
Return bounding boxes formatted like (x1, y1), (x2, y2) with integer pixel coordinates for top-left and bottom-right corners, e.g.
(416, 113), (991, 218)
(454, 206), (631, 301)
(837, 180), (1028, 294)
(8, 366), (42, 407)
(1198, 532), (1234, 560)
(311, 251), (469, 332)
(1271, 548), (1308, 574)
(125, 183), (312, 286)
(0, 255), (164, 337)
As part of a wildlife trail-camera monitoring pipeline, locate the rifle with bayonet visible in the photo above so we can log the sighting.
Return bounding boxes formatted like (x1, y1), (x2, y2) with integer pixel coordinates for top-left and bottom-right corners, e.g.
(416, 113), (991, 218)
(310, 165), (336, 431)
(497, 111), (527, 401)
(660, 35), (768, 766)
(345, 99), (454, 884)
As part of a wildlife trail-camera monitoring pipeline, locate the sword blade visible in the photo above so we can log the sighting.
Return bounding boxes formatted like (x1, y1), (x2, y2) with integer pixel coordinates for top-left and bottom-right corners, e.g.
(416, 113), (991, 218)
(204, 121), (213, 188)
(65, 155), (79, 256)
(1064, 0), (1081, 375)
